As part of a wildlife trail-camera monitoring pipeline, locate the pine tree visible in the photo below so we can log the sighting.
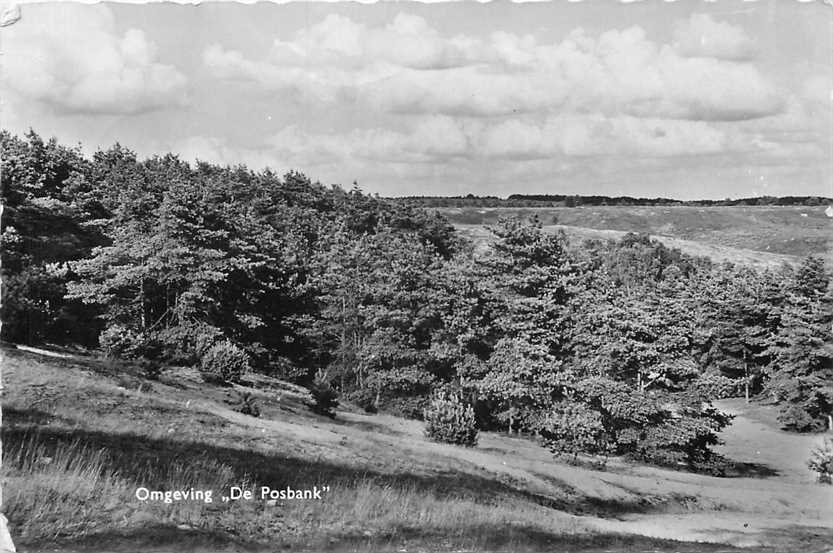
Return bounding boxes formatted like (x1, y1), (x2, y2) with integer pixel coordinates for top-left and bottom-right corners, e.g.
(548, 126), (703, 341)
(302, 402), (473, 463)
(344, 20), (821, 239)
(769, 291), (833, 431)
(767, 257), (833, 431)
(0, 130), (103, 344)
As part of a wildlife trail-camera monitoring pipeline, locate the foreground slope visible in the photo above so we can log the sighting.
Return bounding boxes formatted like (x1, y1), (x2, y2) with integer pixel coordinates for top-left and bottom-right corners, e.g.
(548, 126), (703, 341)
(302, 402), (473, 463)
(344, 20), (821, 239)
(3, 347), (832, 552)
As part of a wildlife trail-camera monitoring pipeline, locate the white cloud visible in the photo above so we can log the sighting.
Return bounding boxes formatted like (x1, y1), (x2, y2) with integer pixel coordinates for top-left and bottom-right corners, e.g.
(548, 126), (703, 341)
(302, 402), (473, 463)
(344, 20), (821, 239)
(479, 115), (738, 158)
(2, 5), (187, 115)
(673, 13), (757, 60)
(262, 116), (474, 166)
(174, 113), (772, 177)
(268, 13), (484, 70)
(171, 135), (277, 169)
(801, 74), (833, 111)
(203, 13), (782, 122)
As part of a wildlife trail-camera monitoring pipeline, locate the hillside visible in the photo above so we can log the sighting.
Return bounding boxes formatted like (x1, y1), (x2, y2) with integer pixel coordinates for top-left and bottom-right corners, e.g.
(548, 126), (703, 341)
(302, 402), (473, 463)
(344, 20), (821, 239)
(440, 206), (833, 266)
(456, 224), (801, 269)
(4, 346), (832, 553)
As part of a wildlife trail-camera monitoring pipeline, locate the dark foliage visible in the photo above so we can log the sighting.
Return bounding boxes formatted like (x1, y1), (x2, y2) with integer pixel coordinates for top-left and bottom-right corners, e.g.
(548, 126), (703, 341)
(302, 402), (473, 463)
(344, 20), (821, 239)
(346, 388), (378, 413)
(137, 357), (162, 381)
(3, 130), (831, 474)
(308, 377), (339, 418)
(233, 391), (261, 418)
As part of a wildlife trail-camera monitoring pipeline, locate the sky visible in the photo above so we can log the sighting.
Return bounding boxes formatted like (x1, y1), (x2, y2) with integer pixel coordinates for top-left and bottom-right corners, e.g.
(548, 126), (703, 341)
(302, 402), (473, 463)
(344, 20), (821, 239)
(1, 1), (831, 199)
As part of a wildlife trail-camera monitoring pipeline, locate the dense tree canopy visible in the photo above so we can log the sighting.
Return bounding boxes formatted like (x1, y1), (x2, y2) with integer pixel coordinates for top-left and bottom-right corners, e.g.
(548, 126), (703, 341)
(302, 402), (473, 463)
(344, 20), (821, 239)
(3, 130), (832, 473)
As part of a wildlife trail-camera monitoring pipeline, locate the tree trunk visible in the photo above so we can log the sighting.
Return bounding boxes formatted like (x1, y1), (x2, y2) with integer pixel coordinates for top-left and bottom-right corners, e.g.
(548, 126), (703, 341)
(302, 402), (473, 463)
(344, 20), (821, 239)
(341, 297), (347, 384)
(744, 352), (750, 403)
(140, 279), (147, 331)
(354, 330), (362, 389)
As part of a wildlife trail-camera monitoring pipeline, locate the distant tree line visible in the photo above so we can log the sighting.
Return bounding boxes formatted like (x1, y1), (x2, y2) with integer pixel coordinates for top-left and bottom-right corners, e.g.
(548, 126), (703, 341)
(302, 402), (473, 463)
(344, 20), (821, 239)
(395, 194), (833, 208)
(3, 130), (831, 474)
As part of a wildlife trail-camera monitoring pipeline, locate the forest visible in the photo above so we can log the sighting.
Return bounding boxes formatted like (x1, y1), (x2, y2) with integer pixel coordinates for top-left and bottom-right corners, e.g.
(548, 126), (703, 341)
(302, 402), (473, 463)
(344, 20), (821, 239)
(3, 130), (832, 474)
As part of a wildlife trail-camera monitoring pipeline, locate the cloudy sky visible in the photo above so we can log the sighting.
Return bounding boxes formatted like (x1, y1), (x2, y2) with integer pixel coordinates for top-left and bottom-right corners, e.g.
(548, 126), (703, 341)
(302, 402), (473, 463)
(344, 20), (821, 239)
(1, 1), (831, 199)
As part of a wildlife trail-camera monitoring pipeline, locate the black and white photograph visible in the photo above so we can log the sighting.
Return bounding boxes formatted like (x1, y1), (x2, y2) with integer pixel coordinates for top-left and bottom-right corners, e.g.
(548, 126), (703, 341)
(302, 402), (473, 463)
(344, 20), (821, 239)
(0, 1), (832, 552)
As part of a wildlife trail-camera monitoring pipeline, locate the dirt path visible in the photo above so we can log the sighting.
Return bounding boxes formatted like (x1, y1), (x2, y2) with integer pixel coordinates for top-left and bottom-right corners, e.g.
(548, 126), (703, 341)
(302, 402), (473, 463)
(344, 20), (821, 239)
(589, 401), (833, 548)
(334, 401), (833, 549)
(714, 399), (828, 484)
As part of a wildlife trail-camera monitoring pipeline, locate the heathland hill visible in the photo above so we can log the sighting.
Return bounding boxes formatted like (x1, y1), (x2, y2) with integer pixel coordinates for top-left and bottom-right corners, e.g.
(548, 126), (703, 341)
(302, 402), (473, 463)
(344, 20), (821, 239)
(4, 346), (833, 553)
(438, 206), (833, 268)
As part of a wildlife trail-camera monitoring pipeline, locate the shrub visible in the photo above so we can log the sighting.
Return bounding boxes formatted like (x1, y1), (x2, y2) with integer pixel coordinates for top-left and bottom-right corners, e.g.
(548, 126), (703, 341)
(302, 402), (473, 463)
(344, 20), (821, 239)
(808, 436), (833, 484)
(347, 388), (378, 413)
(99, 325), (143, 358)
(199, 340), (250, 384)
(778, 403), (827, 433)
(692, 373), (740, 400)
(269, 356), (312, 385)
(194, 326), (224, 358)
(137, 357), (161, 380)
(380, 395), (428, 419)
(632, 410), (732, 473)
(235, 392), (261, 418)
(308, 375), (339, 418)
(540, 402), (607, 459)
(548, 378), (733, 473)
(423, 391), (478, 447)
(154, 323), (223, 365)
(99, 325), (163, 362)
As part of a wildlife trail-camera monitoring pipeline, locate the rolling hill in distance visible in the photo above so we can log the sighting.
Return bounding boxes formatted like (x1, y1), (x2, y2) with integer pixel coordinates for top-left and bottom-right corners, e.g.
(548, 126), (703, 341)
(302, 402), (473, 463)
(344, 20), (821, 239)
(428, 205), (833, 269)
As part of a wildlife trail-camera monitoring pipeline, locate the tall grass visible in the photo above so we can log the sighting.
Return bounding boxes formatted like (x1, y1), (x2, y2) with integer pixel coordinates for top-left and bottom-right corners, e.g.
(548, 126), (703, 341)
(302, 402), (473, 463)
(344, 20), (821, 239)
(3, 433), (125, 540)
(1, 352), (594, 550)
(2, 432), (239, 541)
(3, 431), (584, 548)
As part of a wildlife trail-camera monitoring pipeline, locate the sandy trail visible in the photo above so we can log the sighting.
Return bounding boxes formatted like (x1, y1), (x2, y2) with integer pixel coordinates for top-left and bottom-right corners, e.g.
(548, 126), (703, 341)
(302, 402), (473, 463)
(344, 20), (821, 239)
(586, 400), (833, 548)
(331, 401), (833, 549)
(208, 397), (833, 549)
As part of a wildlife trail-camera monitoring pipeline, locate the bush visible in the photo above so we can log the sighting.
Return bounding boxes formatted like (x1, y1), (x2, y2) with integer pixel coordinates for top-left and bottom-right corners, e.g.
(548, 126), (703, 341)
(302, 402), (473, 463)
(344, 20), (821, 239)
(778, 403), (827, 433)
(199, 340), (250, 384)
(423, 391), (478, 447)
(99, 325), (143, 358)
(234, 392), (261, 418)
(99, 325), (165, 361)
(346, 388), (378, 413)
(540, 402), (607, 458)
(308, 376), (339, 418)
(808, 436), (833, 484)
(692, 373), (741, 400)
(269, 356), (312, 385)
(137, 357), (162, 380)
(548, 378), (733, 473)
(194, 326), (225, 358)
(380, 395), (428, 419)
(154, 323), (223, 365)
(632, 411), (731, 472)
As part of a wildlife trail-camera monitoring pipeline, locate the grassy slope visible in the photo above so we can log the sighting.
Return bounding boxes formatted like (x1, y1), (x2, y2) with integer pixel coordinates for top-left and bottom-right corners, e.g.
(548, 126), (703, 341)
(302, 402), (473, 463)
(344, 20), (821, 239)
(441, 206), (833, 268)
(3, 347), (832, 552)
